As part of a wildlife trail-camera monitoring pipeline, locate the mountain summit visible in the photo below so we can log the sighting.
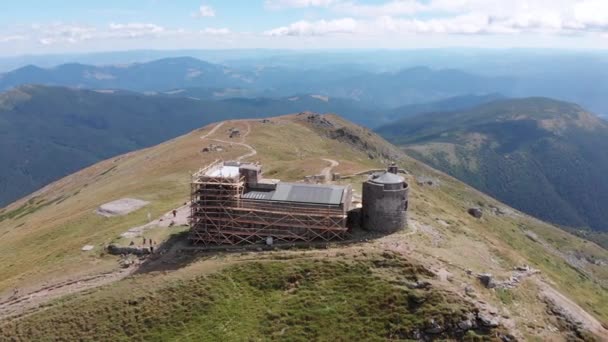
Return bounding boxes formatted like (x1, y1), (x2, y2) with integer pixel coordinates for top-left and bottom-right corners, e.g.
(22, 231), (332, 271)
(1, 113), (607, 340)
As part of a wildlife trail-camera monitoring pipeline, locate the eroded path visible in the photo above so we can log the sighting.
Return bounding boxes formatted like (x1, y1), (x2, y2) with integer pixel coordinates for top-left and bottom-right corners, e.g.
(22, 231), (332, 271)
(320, 158), (339, 183)
(0, 268), (134, 320)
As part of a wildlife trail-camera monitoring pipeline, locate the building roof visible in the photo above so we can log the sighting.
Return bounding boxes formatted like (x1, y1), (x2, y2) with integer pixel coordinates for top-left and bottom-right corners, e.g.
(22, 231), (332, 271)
(242, 182), (346, 205)
(205, 165), (240, 177)
(369, 171), (404, 184)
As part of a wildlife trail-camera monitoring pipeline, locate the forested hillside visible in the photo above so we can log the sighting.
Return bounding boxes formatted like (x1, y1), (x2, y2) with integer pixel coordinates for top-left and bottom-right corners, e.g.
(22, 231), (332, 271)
(378, 97), (608, 233)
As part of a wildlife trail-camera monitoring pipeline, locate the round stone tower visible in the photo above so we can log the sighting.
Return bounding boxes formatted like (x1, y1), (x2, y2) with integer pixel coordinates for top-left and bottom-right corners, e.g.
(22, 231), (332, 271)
(361, 166), (409, 233)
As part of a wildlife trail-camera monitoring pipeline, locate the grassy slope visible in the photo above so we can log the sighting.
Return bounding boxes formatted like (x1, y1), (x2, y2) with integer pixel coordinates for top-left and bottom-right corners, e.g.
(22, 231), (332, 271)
(1, 254), (487, 341)
(0, 113), (607, 340)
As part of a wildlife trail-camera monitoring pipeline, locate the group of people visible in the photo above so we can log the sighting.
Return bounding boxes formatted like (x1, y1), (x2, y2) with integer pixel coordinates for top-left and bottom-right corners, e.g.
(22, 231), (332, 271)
(128, 238), (158, 253)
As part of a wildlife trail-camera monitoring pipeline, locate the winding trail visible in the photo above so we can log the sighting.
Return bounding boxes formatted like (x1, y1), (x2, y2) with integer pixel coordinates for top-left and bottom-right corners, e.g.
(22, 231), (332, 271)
(201, 121), (257, 162)
(320, 158), (339, 183)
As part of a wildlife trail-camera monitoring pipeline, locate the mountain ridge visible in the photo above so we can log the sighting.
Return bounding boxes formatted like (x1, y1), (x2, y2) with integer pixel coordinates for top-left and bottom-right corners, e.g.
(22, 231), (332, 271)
(377, 97), (608, 234)
(0, 113), (607, 340)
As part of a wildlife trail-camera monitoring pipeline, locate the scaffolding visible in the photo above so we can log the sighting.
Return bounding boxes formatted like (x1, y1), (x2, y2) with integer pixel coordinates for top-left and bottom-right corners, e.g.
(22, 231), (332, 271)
(189, 162), (348, 245)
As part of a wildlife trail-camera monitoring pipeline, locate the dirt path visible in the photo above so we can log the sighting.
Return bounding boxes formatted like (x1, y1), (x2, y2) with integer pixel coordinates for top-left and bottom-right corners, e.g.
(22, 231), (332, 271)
(121, 204), (190, 238)
(208, 121), (257, 162)
(320, 158), (339, 183)
(200, 121), (225, 140)
(0, 268), (135, 321)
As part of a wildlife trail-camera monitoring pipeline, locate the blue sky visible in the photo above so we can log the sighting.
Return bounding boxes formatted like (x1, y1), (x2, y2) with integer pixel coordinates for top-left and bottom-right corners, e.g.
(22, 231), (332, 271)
(0, 0), (606, 55)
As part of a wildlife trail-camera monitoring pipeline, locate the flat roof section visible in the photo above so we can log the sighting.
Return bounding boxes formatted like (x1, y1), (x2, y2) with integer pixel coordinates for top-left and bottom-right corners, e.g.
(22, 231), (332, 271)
(205, 165), (240, 178)
(242, 182), (347, 205)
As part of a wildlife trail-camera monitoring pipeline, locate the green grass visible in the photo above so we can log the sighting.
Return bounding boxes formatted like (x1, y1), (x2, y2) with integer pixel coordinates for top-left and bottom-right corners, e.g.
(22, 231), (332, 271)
(0, 255), (489, 342)
(495, 289), (516, 305)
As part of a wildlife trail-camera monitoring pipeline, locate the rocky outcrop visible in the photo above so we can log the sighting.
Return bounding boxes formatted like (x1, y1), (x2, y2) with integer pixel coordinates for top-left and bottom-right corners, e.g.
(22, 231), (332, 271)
(476, 266), (540, 289)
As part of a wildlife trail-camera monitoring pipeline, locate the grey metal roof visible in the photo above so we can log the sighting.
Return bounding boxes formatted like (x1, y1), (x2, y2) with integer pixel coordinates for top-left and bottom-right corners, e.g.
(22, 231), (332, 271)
(242, 190), (275, 200)
(369, 172), (404, 184)
(242, 183), (346, 205)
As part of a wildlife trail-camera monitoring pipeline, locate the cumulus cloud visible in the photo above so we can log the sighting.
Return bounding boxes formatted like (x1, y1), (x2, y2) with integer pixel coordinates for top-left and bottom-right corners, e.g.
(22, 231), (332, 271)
(265, 18), (357, 36)
(194, 5), (216, 18)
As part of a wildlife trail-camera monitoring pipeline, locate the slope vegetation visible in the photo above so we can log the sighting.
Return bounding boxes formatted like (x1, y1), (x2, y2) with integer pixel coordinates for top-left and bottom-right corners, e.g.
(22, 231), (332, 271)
(377, 97), (608, 234)
(0, 113), (607, 340)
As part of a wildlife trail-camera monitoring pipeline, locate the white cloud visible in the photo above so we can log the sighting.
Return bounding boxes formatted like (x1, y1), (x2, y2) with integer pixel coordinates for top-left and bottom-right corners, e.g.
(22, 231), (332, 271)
(201, 27), (231, 35)
(194, 5), (216, 18)
(33, 23), (97, 45)
(265, 0), (337, 9)
(266, 0), (608, 37)
(108, 23), (166, 38)
(265, 18), (357, 36)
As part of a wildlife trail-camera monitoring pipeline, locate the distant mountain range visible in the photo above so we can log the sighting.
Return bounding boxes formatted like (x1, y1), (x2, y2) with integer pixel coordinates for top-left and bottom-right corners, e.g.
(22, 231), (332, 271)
(2, 56), (606, 116)
(377, 97), (608, 232)
(0, 85), (380, 207)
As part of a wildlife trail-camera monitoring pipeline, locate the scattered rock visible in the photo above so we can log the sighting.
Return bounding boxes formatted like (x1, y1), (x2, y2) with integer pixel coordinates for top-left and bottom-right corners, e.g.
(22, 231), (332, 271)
(81, 245), (94, 251)
(464, 285), (477, 298)
(477, 273), (496, 288)
(468, 207), (483, 218)
(424, 319), (445, 334)
(524, 230), (539, 242)
(458, 318), (475, 331)
(407, 281), (432, 290)
(478, 312), (500, 328)
(416, 176), (440, 187)
(499, 333), (517, 341)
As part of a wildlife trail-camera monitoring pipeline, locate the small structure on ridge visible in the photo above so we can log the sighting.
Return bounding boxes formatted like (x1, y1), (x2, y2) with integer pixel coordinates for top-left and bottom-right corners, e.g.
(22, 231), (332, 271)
(361, 163), (409, 233)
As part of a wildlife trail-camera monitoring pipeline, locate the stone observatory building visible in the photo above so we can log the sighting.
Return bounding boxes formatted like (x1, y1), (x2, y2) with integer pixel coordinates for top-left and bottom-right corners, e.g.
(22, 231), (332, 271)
(361, 165), (409, 233)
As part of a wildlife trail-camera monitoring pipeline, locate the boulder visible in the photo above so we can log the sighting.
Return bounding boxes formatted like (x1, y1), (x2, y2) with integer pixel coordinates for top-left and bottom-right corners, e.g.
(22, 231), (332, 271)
(458, 319), (475, 331)
(478, 312), (500, 328)
(468, 207), (483, 218)
(477, 273), (496, 288)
